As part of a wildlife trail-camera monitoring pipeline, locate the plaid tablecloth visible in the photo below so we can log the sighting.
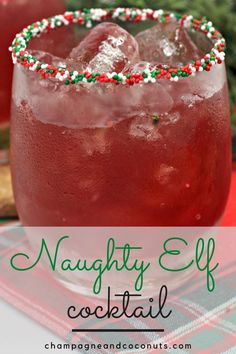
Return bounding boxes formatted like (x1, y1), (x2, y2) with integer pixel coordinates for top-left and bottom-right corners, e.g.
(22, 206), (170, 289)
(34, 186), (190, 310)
(0, 225), (235, 354)
(0, 171), (235, 353)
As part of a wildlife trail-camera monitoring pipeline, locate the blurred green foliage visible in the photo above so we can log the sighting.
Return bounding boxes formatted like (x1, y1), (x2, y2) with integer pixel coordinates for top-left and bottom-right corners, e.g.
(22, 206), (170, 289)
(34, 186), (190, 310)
(66, 0), (236, 133)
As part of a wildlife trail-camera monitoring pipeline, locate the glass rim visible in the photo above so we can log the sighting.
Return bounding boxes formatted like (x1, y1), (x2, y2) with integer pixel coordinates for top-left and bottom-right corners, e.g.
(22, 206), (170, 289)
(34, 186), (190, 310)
(9, 7), (226, 86)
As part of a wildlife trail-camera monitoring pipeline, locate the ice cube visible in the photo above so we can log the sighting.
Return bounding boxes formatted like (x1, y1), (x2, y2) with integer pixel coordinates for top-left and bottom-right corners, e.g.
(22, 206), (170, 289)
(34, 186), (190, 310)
(127, 61), (154, 73)
(28, 49), (66, 68)
(188, 30), (212, 53)
(162, 112), (181, 125)
(68, 22), (140, 73)
(181, 94), (203, 108)
(136, 22), (204, 67)
(28, 25), (76, 58)
(129, 114), (163, 142)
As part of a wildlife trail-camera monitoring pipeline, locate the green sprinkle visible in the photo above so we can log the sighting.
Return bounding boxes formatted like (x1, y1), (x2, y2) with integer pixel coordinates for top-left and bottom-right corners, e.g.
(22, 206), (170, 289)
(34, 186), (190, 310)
(83, 8), (91, 14)
(174, 13), (182, 21)
(152, 113), (160, 124)
(77, 75), (84, 81)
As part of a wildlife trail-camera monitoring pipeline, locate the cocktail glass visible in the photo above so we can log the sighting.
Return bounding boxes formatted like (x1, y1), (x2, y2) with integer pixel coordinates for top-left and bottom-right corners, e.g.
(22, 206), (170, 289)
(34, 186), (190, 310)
(9, 8), (232, 296)
(10, 9), (232, 227)
(0, 0), (65, 125)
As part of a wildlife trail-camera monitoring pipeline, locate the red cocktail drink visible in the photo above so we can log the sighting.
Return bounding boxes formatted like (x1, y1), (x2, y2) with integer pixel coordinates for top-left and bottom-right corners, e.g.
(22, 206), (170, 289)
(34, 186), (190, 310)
(0, 0), (65, 124)
(10, 9), (232, 226)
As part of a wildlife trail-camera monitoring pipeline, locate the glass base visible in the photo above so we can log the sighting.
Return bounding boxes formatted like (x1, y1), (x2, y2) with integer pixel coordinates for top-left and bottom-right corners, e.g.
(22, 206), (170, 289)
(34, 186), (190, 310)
(58, 264), (198, 300)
